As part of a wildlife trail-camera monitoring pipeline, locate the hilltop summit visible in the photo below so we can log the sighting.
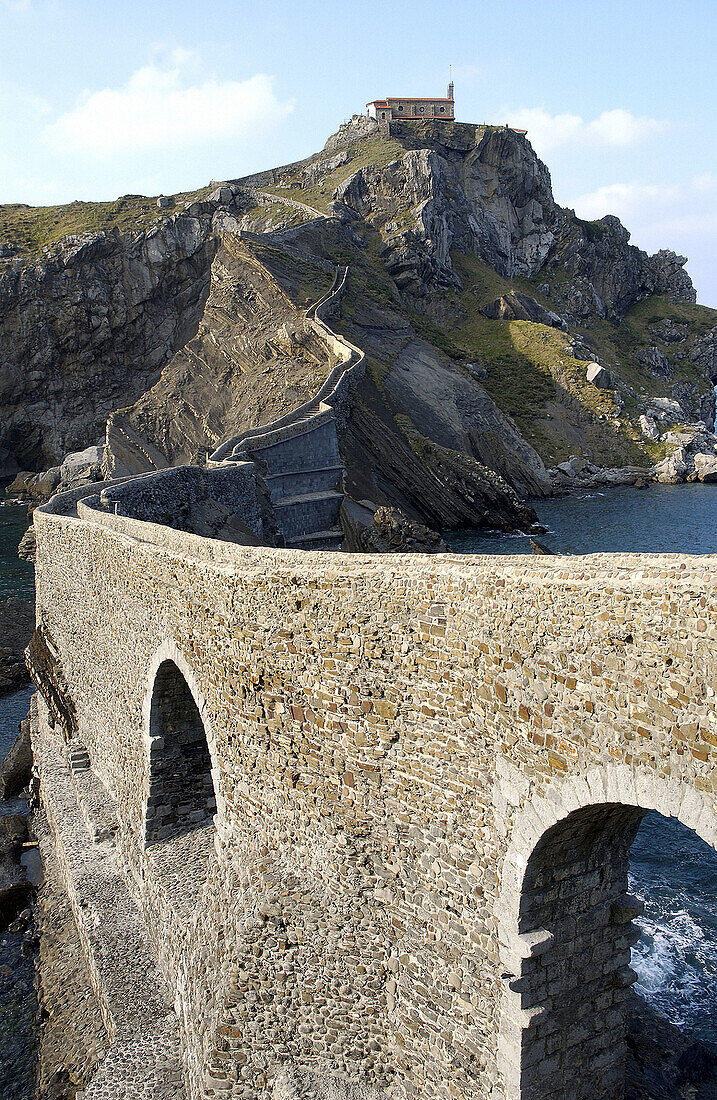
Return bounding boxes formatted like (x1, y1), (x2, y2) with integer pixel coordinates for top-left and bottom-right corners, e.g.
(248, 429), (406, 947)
(1, 116), (716, 532)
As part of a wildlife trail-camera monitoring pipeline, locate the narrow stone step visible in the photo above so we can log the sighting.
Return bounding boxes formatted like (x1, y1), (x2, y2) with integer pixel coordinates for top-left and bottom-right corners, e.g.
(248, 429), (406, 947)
(273, 490), (343, 509)
(263, 464), (343, 482)
(286, 527), (345, 549)
(69, 747), (90, 774)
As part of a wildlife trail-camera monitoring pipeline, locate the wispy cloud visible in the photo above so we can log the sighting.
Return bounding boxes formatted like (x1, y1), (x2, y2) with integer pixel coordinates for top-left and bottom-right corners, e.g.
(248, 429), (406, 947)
(569, 176), (717, 302)
(571, 181), (680, 222)
(571, 176), (717, 231)
(45, 51), (294, 157)
(503, 106), (667, 155)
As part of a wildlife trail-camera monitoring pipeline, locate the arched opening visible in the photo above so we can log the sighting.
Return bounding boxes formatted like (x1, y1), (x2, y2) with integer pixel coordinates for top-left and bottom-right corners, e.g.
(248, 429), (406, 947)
(145, 660), (216, 845)
(514, 803), (717, 1099)
(517, 803), (647, 1099)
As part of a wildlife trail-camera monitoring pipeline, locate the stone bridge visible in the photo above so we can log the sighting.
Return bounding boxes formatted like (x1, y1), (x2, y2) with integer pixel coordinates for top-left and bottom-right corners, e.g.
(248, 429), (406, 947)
(30, 489), (717, 1100)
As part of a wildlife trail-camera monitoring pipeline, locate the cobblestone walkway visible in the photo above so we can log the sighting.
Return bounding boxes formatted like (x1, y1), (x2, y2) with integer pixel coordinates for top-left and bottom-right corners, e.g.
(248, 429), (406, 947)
(34, 715), (186, 1100)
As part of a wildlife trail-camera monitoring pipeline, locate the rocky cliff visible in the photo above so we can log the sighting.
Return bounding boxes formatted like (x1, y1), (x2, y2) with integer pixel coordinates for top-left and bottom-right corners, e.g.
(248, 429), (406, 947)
(2, 116), (716, 535)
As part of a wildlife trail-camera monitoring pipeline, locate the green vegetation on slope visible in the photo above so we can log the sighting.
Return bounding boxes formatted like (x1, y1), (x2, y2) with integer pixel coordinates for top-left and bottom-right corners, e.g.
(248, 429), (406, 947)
(261, 133), (405, 214)
(242, 239), (334, 309)
(413, 251), (648, 466)
(585, 295), (717, 399)
(0, 186), (215, 257)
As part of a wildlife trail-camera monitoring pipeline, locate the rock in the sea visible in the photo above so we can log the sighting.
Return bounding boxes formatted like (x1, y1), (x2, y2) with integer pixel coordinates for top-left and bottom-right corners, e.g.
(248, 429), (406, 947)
(653, 447), (689, 484)
(17, 525), (35, 563)
(7, 468), (61, 502)
(0, 722), (32, 800)
(0, 814), (31, 930)
(8, 444), (104, 504)
(0, 598), (34, 695)
(530, 538), (557, 555)
(342, 501), (448, 554)
(585, 362), (612, 389)
(552, 454), (651, 488)
(694, 452), (717, 483)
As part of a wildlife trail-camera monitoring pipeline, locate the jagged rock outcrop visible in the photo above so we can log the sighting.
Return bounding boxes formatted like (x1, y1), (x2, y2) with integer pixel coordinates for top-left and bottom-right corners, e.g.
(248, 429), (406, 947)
(0, 598), (34, 695)
(9, 444), (103, 503)
(549, 218), (695, 324)
(692, 327), (717, 383)
(341, 370), (539, 533)
(329, 120), (694, 321)
(0, 214), (218, 476)
(17, 525), (35, 563)
(341, 501), (448, 554)
(334, 125), (563, 294)
(653, 427), (717, 483)
(481, 292), (566, 329)
(2, 116), (716, 536)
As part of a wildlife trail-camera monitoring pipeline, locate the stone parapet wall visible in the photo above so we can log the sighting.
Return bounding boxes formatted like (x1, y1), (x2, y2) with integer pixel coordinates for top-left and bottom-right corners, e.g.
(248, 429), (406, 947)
(209, 265), (364, 464)
(31, 492), (717, 1099)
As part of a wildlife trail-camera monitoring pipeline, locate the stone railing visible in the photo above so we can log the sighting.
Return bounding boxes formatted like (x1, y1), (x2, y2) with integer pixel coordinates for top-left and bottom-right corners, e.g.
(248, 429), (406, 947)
(244, 187), (327, 221)
(209, 264), (364, 464)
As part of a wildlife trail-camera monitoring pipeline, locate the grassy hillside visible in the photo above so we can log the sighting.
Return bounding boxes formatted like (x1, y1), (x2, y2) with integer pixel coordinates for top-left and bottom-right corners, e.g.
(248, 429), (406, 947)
(260, 133), (406, 214)
(0, 186), (217, 257)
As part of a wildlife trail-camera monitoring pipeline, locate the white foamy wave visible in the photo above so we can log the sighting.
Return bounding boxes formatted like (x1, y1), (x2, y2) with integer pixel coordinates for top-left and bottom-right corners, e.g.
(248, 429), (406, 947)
(631, 905), (717, 1030)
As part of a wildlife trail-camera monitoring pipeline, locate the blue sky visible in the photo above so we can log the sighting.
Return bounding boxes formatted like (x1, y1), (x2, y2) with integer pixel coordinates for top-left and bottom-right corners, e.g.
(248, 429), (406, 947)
(1, 0), (715, 304)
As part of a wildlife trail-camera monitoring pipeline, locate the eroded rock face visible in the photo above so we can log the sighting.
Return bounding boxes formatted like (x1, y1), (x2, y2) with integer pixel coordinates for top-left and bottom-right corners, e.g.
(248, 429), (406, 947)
(335, 127), (563, 293)
(0, 211), (219, 476)
(0, 598), (34, 696)
(104, 231), (336, 476)
(331, 124), (695, 319)
(691, 326), (717, 383)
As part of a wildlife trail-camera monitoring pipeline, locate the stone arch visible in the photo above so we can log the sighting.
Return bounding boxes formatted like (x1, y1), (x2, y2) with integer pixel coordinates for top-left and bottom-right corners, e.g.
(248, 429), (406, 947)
(495, 764), (717, 1100)
(143, 641), (220, 845)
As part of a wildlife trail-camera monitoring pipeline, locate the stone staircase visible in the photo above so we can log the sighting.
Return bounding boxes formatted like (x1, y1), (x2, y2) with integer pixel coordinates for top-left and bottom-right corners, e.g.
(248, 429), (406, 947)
(209, 266), (364, 551)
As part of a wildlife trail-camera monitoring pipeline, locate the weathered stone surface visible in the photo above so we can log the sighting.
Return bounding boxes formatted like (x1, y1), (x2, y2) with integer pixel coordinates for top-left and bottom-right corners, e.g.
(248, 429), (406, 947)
(586, 361), (612, 388)
(0, 597), (34, 695)
(481, 292), (566, 329)
(29, 479), (717, 1100)
(0, 721), (32, 799)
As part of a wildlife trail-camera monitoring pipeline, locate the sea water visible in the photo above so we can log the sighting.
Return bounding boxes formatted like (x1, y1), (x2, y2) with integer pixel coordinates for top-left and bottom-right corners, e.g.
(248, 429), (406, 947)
(445, 481), (717, 1043)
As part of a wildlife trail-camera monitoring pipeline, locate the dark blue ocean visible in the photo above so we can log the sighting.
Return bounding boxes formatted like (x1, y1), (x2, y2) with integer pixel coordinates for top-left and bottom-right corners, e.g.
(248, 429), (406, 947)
(445, 482), (717, 1044)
